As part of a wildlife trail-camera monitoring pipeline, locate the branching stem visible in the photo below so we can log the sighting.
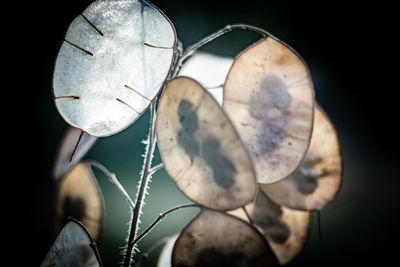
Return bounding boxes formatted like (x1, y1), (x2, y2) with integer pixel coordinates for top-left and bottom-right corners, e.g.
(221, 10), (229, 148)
(123, 101), (158, 267)
(130, 203), (199, 248)
(134, 237), (170, 267)
(85, 160), (135, 210)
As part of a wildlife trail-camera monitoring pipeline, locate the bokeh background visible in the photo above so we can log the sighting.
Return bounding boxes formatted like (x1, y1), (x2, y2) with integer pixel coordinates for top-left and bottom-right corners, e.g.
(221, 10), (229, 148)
(13, 0), (397, 266)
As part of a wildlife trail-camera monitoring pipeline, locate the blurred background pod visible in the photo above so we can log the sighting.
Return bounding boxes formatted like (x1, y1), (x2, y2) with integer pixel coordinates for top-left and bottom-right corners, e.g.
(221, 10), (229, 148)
(178, 52), (234, 105)
(53, 127), (97, 181)
(53, 162), (104, 242)
(42, 219), (101, 267)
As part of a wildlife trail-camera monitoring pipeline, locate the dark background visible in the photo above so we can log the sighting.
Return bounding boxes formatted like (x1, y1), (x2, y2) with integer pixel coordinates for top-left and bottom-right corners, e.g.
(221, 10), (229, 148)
(7, 0), (397, 266)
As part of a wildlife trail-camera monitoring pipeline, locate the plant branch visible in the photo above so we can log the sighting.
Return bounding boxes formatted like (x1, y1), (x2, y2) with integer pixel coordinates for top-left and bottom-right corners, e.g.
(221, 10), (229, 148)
(85, 160), (135, 210)
(172, 24), (268, 76)
(68, 217), (104, 267)
(130, 203), (199, 248)
(149, 163), (164, 175)
(134, 236), (170, 267)
(123, 101), (158, 267)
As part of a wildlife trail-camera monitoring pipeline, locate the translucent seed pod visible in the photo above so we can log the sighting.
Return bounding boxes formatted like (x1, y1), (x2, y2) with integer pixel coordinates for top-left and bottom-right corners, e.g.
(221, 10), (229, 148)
(156, 76), (257, 211)
(224, 36), (315, 184)
(260, 105), (343, 210)
(53, 0), (176, 137)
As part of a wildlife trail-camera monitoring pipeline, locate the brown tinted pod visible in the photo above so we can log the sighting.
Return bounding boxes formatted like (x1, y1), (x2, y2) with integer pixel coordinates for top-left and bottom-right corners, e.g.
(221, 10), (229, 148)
(251, 190), (310, 265)
(223, 37), (314, 184)
(41, 219), (100, 267)
(172, 209), (278, 267)
(260, 106), (342, 210)
(156, 77), (257, 210)
(53, 127), (97, 181)
(228, 190), (310, 265)
(53, 162), (104, 241)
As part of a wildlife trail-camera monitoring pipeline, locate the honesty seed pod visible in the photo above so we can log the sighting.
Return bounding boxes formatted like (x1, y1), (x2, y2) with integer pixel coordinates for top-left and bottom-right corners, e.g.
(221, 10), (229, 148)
(53, 162), (104, 242)
(156, 76), (257, 211)
(172, 209), (279, 267)
(230, 189), (311, 265)
(223, 35), (315, 184)
(260, 105), (343, 210)
(53, 0), (176, 137)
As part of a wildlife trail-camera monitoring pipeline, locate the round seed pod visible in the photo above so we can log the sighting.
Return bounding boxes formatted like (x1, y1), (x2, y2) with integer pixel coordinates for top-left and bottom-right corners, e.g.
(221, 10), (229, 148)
(53, 0), (176, 137)
(229, 189), (311, 265)
(260, 105), (343, 210)
(156, 76), (257, 211)
(172, 209), (278, 267)
(53, 162), (104, 241)
(223, 36), (315, 184)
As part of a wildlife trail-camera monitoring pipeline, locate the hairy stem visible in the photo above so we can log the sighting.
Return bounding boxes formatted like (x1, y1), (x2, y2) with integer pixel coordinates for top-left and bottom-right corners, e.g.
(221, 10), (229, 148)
(149, 163), (164, 175)
(173, 24), (268, 76)
(123, 101), (158, 267)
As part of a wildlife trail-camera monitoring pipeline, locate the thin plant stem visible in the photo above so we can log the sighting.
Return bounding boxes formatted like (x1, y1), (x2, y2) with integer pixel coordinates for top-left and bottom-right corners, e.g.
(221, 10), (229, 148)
(130, 203), (199, 248)
(134, 237), (170, 267)
(69, 130), (85, 162)
(149, 163), (164, 175)
(172, 24), (268, 76)
(123, 101), (158, 267)
(85, 160), (135, 210)
(68, 217), (104, 267)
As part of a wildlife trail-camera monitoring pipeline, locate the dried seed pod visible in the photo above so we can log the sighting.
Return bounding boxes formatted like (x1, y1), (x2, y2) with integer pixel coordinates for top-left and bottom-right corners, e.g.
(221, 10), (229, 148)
(224, 36), (315, 184)
(229, 189), (310, 265)
(53, 127), (97, 181)
(156, 76), (256, 210)
(260, 105), (343, 210)
(172, 209), (278, 267)
(178, 52), (234, 105)
(53, 162), (104, 241)
(41, 219), (100, 267)
(53, 0), (176, 137)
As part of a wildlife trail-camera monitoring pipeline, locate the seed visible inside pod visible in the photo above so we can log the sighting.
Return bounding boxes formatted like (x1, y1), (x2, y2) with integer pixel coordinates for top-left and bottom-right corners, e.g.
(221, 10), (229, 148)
(229, 189), (311, 265)
(172, 209), (278, 267)
(260, 105), (343, 210)
(224, 36), (315, 184)
(41, 219), (100, 267)
(53, 0), (176, 137)
(156, 76), (256, 211)
(53, 162), (104, 241)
